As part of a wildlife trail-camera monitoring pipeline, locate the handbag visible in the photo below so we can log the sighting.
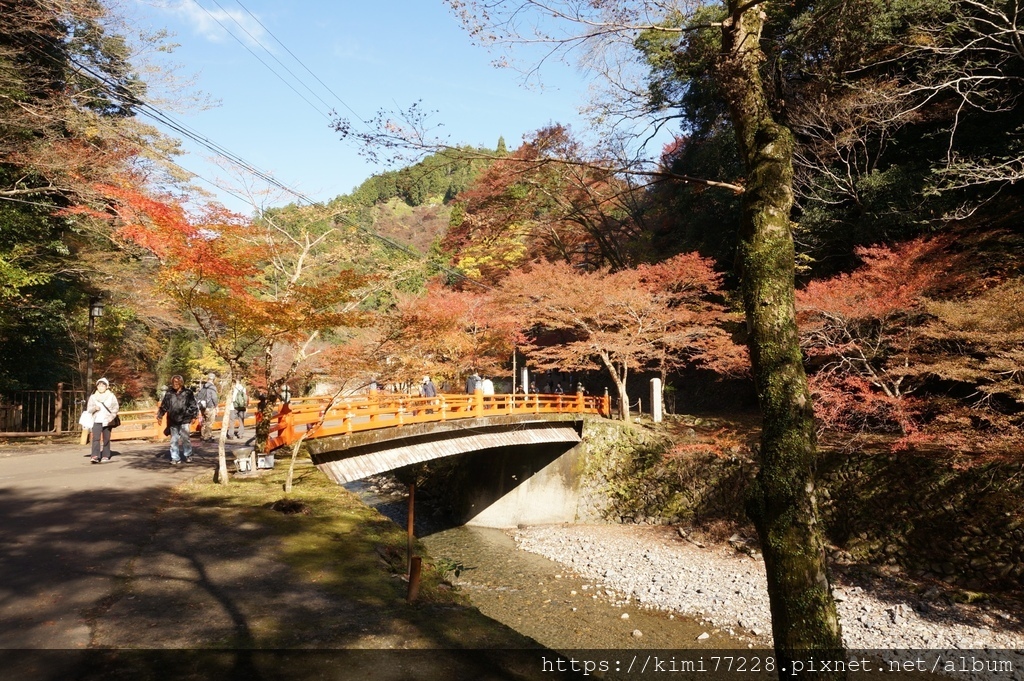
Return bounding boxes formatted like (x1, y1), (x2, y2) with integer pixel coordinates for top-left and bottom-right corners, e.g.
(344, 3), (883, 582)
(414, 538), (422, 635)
(100, 401), (120, 428)
(79, 410), (94, 429)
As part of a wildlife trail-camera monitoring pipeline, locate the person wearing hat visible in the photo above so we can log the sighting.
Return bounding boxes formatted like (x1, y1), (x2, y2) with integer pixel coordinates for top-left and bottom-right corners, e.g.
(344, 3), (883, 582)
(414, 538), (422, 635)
(420, 375), (437, 398)
(419, 375), (437, 414)
(196, 373), (219, 442)
(86, 377), (119, 463)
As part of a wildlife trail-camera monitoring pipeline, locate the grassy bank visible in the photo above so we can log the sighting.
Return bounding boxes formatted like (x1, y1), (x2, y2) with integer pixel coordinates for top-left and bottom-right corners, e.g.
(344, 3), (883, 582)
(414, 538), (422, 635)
(162, 460), (545, 650)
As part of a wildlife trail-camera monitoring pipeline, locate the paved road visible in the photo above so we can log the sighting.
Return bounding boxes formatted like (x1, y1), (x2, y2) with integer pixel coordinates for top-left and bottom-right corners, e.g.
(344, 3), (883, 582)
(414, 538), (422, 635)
(0, 438), (222, 650)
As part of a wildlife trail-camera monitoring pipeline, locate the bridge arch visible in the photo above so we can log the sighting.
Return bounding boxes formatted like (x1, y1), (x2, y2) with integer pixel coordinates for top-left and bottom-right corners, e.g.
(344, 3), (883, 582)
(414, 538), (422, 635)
(303, 413), (584, 484)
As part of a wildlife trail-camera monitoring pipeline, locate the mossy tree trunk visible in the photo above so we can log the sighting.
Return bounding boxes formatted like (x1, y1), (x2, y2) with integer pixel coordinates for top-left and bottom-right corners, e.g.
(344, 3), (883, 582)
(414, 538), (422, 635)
(718, 0), (845, 674)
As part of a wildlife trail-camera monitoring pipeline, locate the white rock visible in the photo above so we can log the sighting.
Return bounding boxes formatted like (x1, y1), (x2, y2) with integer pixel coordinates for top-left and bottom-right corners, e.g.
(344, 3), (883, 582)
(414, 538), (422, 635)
(508, 524), (1024, 651)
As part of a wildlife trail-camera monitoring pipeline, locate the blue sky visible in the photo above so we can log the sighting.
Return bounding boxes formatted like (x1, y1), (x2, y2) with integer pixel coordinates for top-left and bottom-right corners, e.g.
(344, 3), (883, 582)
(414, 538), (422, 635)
(129, 0), (597, 213)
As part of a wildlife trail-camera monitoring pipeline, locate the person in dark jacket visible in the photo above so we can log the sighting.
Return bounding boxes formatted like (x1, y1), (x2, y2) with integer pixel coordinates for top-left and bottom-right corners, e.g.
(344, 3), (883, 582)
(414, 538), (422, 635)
(419, 376), (438, 414)
(157, 375), (198, 465)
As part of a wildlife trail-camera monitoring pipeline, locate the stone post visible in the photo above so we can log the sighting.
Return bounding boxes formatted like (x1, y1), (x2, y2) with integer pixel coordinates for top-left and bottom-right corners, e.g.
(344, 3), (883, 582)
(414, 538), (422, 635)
(651, 378), (663, 423)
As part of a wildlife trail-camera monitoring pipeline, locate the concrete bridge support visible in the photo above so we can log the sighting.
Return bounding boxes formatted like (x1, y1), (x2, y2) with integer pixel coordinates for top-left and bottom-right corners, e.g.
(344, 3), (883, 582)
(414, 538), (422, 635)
(454, 441), (584, 528)
(305, 414), (590, 528)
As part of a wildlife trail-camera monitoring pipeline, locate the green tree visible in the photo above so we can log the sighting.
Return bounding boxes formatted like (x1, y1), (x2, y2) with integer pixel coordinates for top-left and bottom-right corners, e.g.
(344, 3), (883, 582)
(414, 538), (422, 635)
(0, 0), (183, 391)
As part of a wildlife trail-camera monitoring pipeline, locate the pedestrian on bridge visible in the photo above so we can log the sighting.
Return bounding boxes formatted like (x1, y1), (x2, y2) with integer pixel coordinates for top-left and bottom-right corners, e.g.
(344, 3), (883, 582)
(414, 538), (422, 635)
(420, 376), (437, 398)
(157, 375), (198, 465)
(196, 373), (218, 442)
(86, 377), (119, 464)
(420, 376), (437, 414)
(466, 372), (480, 394)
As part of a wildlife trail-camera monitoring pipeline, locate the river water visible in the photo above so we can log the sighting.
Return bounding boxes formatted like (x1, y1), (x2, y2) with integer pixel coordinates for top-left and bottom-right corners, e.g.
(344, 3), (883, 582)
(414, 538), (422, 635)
(348, 479), (744, 650)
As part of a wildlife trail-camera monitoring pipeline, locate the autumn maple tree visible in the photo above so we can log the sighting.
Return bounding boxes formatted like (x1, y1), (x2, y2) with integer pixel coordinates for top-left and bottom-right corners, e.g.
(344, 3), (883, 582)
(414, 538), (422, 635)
(90, 183), (370, 483)
(367, 284), (518, 390)
(445, 126), (644, 280)
(496, 253), (740, 420)
(796, 237), (956, 437)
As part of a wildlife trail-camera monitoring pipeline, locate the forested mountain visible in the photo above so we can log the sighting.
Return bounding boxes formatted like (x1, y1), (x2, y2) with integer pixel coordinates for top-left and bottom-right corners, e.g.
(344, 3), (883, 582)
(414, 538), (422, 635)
(323, 146), (498, 254)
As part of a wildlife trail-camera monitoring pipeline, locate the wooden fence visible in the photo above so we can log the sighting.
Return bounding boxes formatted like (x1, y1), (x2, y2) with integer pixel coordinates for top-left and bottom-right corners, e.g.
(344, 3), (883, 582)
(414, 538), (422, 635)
(0, 385), (84, 434)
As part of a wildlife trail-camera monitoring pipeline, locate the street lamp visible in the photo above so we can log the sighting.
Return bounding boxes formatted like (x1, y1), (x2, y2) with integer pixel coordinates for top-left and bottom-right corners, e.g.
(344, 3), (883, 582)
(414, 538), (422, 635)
(86, 297), (104, 391)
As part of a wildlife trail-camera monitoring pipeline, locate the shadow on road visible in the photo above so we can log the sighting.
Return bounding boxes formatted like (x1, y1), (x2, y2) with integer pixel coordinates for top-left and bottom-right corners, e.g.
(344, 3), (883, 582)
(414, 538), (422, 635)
(0, 442), (564, 681)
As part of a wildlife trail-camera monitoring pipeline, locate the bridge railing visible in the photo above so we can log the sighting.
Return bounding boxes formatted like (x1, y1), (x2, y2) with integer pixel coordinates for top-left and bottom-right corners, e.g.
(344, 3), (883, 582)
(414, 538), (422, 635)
(78, 393), (609, 448)
(266, 392), (610, 451)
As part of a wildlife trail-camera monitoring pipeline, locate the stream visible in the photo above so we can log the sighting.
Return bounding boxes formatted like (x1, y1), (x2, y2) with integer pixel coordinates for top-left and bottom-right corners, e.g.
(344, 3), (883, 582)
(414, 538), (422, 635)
(347, 479), (747, 650)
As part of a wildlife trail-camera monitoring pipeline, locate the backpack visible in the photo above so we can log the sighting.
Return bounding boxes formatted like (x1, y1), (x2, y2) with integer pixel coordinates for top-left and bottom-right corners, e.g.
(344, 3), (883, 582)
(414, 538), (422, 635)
(184, 392), (199, 422)
(232, 385), (247, 410)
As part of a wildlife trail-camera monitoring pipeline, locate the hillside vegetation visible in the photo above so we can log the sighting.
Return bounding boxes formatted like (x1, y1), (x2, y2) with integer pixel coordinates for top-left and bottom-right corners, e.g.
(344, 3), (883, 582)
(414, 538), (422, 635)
(2, 1), (1022, 459)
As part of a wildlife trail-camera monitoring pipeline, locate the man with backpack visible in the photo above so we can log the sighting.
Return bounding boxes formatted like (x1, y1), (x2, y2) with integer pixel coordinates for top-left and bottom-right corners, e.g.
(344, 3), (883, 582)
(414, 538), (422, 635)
(157, 375), (199, 465)
(196, 373), (219, 442)
(229, 378), (248, 440)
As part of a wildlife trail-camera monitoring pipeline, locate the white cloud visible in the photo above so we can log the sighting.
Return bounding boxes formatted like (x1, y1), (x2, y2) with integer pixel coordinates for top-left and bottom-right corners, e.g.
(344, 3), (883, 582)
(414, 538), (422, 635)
(157, 0), (269, 47)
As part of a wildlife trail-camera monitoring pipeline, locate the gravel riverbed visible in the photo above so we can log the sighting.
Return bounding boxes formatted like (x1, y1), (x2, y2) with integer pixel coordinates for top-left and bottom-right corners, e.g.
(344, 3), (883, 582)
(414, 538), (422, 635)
(511, 524), (1024, 651)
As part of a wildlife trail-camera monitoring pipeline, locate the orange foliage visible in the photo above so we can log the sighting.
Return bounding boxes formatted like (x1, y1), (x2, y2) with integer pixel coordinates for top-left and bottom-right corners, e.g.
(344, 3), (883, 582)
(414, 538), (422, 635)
(94, 183), (259, 294)
(668, 427), (747, 459)
(497, 254), (744, 416)
(796, 236), (971, 443)
(797, 236), (956, 321)
(446, 125), (641, 279)
(88, 182), (370, 377)
(370, 285), (518, 387)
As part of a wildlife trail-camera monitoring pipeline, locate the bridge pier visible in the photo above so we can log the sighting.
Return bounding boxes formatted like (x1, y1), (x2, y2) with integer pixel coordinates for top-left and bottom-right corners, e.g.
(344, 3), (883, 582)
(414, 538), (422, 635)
(457, 440), (584, 528)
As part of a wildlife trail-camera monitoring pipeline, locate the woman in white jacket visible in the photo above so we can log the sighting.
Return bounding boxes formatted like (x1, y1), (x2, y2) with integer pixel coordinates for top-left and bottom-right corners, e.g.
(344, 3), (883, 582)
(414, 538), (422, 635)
(86, 377), (119, 463)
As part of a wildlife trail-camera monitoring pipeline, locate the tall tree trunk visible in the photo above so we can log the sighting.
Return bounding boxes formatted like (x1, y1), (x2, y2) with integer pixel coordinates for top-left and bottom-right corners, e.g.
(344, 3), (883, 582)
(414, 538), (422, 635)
(718, 0), (844, 673)
(599, 353), (631, 422)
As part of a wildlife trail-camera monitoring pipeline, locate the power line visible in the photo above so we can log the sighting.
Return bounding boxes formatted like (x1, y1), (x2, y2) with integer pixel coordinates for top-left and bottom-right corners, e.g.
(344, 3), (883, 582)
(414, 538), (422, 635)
(203, 0), (337, 115)
(13, 35), (490, 290)
(231, 0), (369, 128)
(191, 0), (331, 120)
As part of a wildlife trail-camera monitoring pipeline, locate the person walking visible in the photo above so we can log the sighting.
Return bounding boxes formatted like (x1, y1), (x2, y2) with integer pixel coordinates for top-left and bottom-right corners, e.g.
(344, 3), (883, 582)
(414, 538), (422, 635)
(466, 372), (480, 394)
(420, 375), (438, 414)
(229, 378), (248, 439)
(156, 375), (198, 465)
(480, 376), (495, 396)
(86, 377), (119, 464)
(196, 373), (219, 442)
